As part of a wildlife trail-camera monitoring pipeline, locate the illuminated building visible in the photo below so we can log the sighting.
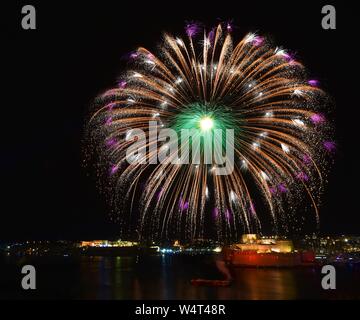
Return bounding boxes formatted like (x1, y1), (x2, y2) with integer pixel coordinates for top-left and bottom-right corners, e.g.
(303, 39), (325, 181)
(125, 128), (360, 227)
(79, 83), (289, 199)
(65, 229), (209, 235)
(80, 240), (138, 248)
(234, 234), (293, 253)
(225, 234), (314, 267)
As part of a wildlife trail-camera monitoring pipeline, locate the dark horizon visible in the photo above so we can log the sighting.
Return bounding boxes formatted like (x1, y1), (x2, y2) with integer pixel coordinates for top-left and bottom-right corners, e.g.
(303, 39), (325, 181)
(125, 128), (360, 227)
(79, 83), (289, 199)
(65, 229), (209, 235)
(1, 1), (358, 241)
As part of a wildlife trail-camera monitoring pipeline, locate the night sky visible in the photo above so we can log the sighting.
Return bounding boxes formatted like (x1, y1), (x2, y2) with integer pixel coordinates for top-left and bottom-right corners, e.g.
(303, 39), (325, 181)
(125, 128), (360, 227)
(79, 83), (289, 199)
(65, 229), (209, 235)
(1, 1), (358, 240)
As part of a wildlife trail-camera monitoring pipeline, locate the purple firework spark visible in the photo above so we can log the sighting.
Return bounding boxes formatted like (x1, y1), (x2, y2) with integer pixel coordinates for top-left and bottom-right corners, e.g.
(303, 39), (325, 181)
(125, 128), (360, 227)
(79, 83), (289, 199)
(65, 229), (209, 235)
(118, 80), (127, 89)
(269, 186), (277, 195)
(157, 188), (164, 201)
(208, 28), (216, 44)
(110, 165), (119, 175)
(106, 102), (115, 111)
(296, 171), (309, 182)
(252, 36), (264, 47)
(105, 138), (117, 148)
(308, 79), (320, 87)
(212, 207), (219, 218)
(179, 198), (189, 211)
(323, 141), (336, 153)
(225, 209), (232, 221)
(185, 22), (201, 37)
(249, 202), (256, 215)
(105, 117), (112, 126)
(310, 113), (325, 125)
(278, 183), (288, 193)
(226, 21), (233, 33)
(129, 51), (139, 59)
(302, 154), (312, 166)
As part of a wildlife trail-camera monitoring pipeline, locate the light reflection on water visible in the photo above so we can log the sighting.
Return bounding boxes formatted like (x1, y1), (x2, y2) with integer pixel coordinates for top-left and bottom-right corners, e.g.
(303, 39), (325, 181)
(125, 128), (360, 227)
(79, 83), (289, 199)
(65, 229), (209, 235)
(1, 255), (360, 299)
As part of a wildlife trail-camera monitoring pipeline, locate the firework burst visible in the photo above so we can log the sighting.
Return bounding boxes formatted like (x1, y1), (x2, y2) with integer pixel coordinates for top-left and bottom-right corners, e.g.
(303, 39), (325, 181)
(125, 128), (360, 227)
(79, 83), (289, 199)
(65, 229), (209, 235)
(88, 23), (334, 241)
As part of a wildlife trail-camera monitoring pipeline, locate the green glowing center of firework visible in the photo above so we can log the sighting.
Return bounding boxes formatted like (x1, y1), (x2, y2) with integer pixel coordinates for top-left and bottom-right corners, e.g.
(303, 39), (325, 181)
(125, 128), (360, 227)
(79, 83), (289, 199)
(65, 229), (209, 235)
(199, 116), (214, 131)
(169, 102), (239, 155)
(170, 103), (224, 133)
